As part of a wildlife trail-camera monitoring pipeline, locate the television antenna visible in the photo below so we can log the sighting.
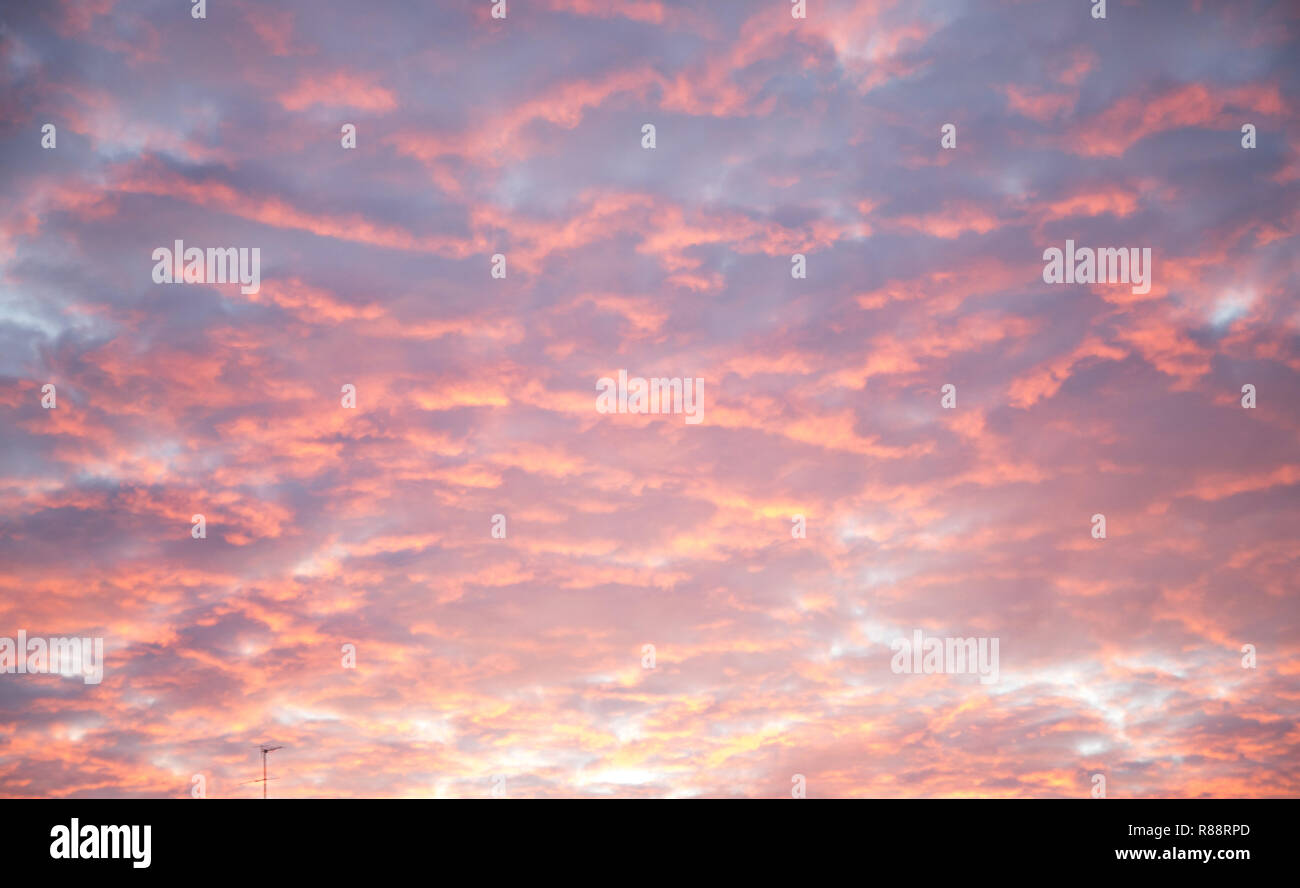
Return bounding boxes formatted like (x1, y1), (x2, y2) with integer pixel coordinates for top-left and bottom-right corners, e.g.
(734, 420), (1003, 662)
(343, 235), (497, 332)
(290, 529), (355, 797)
(241, 743), (285, 799)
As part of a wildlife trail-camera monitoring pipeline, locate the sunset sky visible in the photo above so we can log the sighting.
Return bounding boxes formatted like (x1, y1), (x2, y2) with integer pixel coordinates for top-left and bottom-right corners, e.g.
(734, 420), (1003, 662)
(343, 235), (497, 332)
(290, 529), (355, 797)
(1, 0), (1298, 798)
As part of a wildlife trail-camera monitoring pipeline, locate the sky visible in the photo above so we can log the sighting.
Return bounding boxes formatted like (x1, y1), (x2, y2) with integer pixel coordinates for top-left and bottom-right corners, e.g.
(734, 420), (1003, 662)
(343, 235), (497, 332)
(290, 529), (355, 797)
(0, 0), (1297, 798)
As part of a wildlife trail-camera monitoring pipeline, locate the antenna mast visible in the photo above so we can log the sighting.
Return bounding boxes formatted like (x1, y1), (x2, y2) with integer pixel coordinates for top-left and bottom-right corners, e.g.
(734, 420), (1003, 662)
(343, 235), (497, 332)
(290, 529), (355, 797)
(254, 744), (283, 799)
